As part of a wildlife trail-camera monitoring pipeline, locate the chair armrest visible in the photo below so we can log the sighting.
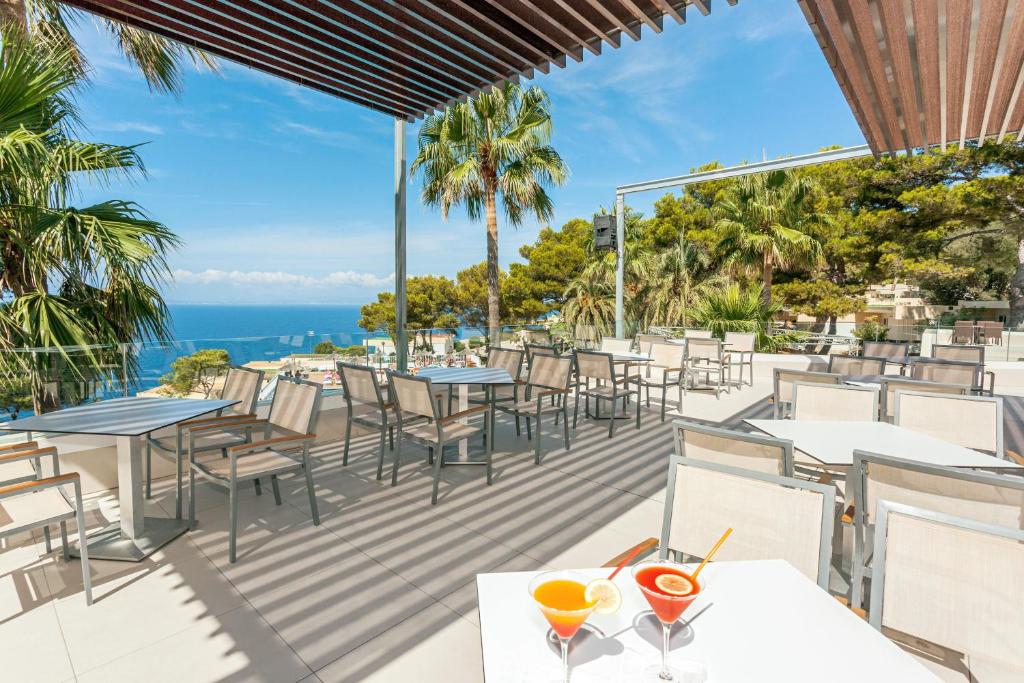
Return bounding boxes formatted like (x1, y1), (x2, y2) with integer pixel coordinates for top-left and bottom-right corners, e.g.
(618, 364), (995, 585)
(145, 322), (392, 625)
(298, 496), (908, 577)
(439, 405), (489, 424)
(1006, 449), (1024, 466)
(841, 504), (856, 525)
(189, 417), (268, 433)
(0, 446), (56, 464)
(0, 440), (38, 453)
(0, 472), (78, 498)
(601, 538), (659, 568)
(833, 595), (867, 619)
(535, 388), (569, 398)
(179, 413), (257, 428)
(226, 433), (316, 454)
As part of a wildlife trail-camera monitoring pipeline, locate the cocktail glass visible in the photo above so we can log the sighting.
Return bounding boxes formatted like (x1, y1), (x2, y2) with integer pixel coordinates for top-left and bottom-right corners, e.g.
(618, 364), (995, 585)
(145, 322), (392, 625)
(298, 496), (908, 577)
(529, 570), (597, 683)
(632, 560), (703, 682)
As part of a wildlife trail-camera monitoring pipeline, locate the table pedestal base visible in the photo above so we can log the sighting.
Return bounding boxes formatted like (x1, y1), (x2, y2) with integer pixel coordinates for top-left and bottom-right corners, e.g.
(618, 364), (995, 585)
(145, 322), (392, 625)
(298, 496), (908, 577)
(70, 517), (189, 562)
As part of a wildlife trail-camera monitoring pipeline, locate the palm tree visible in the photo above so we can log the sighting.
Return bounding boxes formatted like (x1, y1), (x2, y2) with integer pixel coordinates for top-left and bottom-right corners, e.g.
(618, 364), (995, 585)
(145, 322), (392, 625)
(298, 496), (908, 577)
(1, 0), (214, 94)
(0, 32), (179, 412)
(561, 270), (615, 339)
(636, 237), (722, 330)
(412, 83), (568, 343)
(714, 169), (826, 304)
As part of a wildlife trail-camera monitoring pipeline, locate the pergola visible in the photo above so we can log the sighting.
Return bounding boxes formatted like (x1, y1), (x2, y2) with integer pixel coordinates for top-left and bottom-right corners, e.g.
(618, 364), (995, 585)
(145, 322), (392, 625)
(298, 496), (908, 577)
(57, 0), (1024, 360)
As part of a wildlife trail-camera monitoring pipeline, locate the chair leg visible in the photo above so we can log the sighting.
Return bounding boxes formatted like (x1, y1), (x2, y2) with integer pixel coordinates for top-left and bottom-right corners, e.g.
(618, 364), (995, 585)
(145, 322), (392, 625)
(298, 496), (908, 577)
(572, 393), (580, 429)
(228, 478), (239, 563)
(515, 414), (521, 436)
(608, 398), (616, 438)
(661, 384), (668, 422)
(270, 475), (282, 505)
(189, 464), (197, 530)
(376, 427), (387, 480)
(342, 413), (353, 466)
(174, 430), (184, 520)
(525, 416), (532, 440)
(534, 406), (543, 465)
(635, 389), (642, 430)
(75, 502), (92, 605)
(145, 439), (152, 499)
(430, 439), (445, 505)
(391, 432), (403, 486)
(389, 425), (394, 450)
(562, 406), (570, 450)
(254, 478), (262, 496)
(43, 525), (52, 554)
(303, 446), (320, 525)
(59, 521), (69, 561)
(428, 446), (434, 465)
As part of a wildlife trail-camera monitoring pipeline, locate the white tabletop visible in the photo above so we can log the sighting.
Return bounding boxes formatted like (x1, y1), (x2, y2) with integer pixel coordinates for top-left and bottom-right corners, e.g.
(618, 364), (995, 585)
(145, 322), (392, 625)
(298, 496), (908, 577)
(745, 419), (1022, 469)
(0, 397), (238, 437)
(611, 352), (652, 362)
(477, 560), (936, 683)
(417, 367), (515, 385)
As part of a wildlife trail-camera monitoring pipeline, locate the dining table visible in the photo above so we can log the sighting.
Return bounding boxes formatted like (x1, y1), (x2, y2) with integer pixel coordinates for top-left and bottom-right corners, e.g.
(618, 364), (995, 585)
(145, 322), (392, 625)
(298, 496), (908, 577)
(0, 396), (237, 561)
(417, 366), (515, 459)
(477, 559), (937, 682)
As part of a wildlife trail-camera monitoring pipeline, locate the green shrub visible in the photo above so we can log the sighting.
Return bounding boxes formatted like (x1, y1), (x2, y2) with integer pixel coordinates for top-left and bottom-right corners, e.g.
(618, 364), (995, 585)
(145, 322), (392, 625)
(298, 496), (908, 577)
(852, 320), (888, 342)
(160, 349), (231, 396)
(313, 341), (339, 355)
(689, 284), (782, 351)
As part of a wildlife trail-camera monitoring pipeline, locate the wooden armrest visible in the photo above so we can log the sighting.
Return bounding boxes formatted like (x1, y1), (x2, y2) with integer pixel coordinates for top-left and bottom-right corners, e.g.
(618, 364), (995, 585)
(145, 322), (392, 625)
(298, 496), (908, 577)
(0, 440), (38, 453)
(834, 595), (867, 619)
(189, 417), (268, 433)
(816, 472), (833, 486)
(227, 433), (316, 454)
(601, 538), (659, 568)
(440, 405), (489, 424)
(1006, 450), (1024, 466)
(0, 472), (78, 497)
(180, 413), (257, 428)
(841, 504), (855, 525)
(0, 446), (57, 464)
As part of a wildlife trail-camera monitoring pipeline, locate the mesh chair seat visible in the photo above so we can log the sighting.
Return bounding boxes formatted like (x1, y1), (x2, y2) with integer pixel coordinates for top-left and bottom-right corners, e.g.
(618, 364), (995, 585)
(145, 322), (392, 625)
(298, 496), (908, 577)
(507, 398), (565, 414)
(153, 429), (250, 451)
(578, 383), (637, 398)
(0, 488), (74, 533)
(0, 459), (37, 482)
(194, 448), (303, 480)
(402, 421), (481, 444)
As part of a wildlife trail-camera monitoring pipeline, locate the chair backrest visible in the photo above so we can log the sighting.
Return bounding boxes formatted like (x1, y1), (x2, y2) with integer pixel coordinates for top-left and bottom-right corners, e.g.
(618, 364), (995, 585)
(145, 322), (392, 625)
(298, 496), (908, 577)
(684, 329), (713, 339)
(909, 357), (980, 389)
(648, 341), (684, 369)
(599, 337), (633, 354)
(635, 334), (667, 355)
(878, 377), (968, 421)
(524, 343), (557, 363)
(773, 368), (841, 406)
(338, 362), (384, 407)
(724, 331), (756, 352)
(862, 340), (909, 361)
(268, 377), (322, 435)
(827, 355), (886, 376)
(662, 458), (834, 588)
(893, 390), (1003, 455)
(792, 382), (879, 422)
(387, 371), (440, 421)
(980, 320), (1004, 342)
(220, 366), (264, 415)
(487, 346), (524, 380)
(673, 419), (794, 476)
(685, 337), (723, 361)
(932, 343), (984, 364)
(574, 350), (615, 382)
(527, 354), (574, 391)
(850, 451), (1024, 533)
(522, 328), (552, 346)
(869, 502), (1024, 670)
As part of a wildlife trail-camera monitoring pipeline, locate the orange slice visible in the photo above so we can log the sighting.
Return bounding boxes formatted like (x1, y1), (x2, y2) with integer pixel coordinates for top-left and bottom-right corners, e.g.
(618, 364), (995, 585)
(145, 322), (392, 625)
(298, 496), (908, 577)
(655, 574), (694, 596)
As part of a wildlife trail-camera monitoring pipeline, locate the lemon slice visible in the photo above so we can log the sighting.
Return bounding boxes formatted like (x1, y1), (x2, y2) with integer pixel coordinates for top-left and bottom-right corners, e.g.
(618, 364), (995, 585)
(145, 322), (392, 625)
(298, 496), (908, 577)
(655, 574), (694, 597)
(584, 578), (622, 615)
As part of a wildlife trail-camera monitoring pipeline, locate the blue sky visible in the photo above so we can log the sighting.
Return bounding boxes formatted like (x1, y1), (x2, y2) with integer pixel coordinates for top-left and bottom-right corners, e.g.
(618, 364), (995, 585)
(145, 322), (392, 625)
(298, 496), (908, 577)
(72, 1), (865, 305)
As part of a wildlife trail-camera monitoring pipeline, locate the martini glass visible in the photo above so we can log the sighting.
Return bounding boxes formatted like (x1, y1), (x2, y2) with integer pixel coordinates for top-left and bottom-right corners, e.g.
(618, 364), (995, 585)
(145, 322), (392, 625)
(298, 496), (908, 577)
(632, 560), (703, 682)
(529, 570), (597, 683)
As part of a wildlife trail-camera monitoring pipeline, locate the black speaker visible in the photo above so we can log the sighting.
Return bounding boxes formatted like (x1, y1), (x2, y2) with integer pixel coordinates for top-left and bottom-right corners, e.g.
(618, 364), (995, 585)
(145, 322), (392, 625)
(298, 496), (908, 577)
(593, 214), (616, 251)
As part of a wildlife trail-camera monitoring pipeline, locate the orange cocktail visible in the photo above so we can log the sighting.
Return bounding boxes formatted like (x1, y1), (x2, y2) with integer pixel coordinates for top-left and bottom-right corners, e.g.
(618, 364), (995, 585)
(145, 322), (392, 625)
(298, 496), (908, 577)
(529, 571), (597, 683)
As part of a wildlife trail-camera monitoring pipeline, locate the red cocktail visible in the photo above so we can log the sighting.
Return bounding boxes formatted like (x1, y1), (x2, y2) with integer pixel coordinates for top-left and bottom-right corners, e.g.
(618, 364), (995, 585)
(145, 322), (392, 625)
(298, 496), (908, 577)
(632, 561), (704, 682)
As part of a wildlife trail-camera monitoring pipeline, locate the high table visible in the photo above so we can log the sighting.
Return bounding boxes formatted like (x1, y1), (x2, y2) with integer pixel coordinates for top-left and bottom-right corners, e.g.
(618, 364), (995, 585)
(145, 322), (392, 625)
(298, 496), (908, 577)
(745, 419), (1022, 470)
(0, 396), (237, 561)
(477, 560), (936, 682)
(417, 367), (514, 459)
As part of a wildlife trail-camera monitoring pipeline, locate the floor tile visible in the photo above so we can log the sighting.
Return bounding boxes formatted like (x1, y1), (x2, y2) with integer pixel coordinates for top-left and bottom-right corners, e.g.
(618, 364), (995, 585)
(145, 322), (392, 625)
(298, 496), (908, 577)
(0, 601), (74, 682)
(437, 553), (548, 625)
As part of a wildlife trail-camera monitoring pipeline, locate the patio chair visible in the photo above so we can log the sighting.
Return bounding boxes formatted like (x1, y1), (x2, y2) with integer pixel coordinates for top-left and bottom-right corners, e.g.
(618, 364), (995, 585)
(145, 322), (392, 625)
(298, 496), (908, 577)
(930, 344), (995, 395)
(635, 333), (667, 355)
(673, 419), (794, 476)
(878, 377), (968, 423)
(188, 377), (322, 563)
(861, 340), (909, 371)
(772, 369), (842, 419)
(145, 365), (265, 514)
(892, 391), (1004, 457)
(573, 324), (599, 350)
(524, 343), (557, 369)
(792, 382), (879, 422)
(0, 439), (42, 485)
(338, 362), (399, 479)
(636, 341), (686, 421)
(952, 320), (977, 345)
(908, 357), (980, 392)
(0, 445), (91, 605)
(978, 320), (1004, 346)
(660, 458), (835, 588)
(599, 337), (633, 354)
(572, 350), (641, 437)
(827, 355), (887, 377)
(388, 370), (491, 505)
(848, 451), (1024, 609)
(682, 338), (731, 399)
(869, 502), (1024, 680)
(724, 331), (756, 386)
(493, 354), (573, 464)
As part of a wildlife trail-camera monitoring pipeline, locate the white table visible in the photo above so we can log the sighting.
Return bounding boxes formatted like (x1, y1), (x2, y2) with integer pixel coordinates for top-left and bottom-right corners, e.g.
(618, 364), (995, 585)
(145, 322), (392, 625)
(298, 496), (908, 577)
(417, 367), (514, 458)
(0, 396), (237, 560)
(745, 419), (1023, 469)
(477, 560), (936, 682)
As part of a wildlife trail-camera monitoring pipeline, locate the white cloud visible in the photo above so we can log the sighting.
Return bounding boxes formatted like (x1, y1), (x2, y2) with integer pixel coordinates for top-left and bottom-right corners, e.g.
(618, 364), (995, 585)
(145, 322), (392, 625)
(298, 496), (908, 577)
(173, 269), (394, 288)
(95, 121), (164, 135)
